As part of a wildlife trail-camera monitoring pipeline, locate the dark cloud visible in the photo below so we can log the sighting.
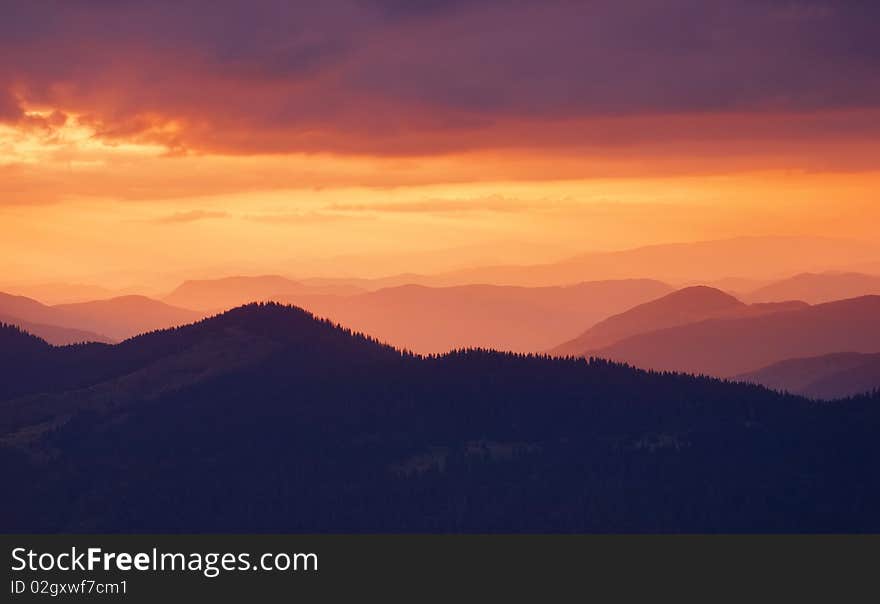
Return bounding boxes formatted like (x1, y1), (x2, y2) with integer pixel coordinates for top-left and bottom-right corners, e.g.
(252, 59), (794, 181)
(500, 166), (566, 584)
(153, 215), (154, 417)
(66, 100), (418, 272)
(2, 0), (880, 155)
(0, 90), (22, 122)
(363, 0), (488, 20)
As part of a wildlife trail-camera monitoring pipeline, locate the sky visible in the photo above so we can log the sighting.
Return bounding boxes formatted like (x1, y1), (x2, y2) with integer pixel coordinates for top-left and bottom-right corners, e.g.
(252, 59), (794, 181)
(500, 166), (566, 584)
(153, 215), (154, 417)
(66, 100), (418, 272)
(2, 0), (880, 288)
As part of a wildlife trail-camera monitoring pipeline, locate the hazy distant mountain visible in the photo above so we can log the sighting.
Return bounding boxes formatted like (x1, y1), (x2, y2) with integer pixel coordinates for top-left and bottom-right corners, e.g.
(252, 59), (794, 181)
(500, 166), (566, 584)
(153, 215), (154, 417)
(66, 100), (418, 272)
(282, 280), (674, 354)
(740, 352), (880, 400)
(297, 274), (442, 292)
(552, 286), (744, 355)
(747, 272), (880, 304)
(678, 277), (771, 296)
(0, 313), (113, 345)
(0, 292), (62, 326)
(0, 282), (123, 305)
(52, 296), (203, 341)
(0, 291), (200, 342)
(287, 240), (574, 280)
(423, 236), (880, 287)
(163, 275), (364, 311)
(551, 286), (808, 356)
(591, 296), (880, 377)
(3, 303), (880, 533)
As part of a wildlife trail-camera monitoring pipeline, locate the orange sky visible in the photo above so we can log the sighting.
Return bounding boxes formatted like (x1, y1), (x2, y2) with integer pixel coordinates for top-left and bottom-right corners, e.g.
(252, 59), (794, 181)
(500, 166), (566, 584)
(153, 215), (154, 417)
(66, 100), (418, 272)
(3, 2), (880, 290)
(2, 109), (880, 290)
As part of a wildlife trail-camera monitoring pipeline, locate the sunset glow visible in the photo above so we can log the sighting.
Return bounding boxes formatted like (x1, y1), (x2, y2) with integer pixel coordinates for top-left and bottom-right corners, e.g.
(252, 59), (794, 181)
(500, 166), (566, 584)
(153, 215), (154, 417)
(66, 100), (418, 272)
(2, 1), (879, 289)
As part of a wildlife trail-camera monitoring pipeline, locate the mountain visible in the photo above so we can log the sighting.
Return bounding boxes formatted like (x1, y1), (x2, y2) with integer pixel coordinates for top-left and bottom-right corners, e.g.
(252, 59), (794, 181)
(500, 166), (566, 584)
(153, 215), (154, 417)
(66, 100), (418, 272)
(0, 291), (201, 341)
(163, 275), (364, 311)
(51, 296), (203, 341)
(552, 287), (745, 355)
(590, 295), (880, 377)
(747, 272), (880, 305)
(0, 291), (62, 325)
(0, 313), (113, 345)
(280, 279), (674, 354)
(0, 282), (124, 305)
(422, 236), (880, 287)
(0, 322), (52, 360)
(679, 277), (770, 296)
(0, 304), (397, 426)
(740, 352), (880, 400)
(3, 303), (880, 533)
(551, 287), (809, 356)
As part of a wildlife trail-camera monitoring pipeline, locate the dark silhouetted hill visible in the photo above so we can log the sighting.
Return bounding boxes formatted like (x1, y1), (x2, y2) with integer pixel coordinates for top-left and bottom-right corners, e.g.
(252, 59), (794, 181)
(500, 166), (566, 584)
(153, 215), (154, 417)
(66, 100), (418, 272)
(0, 303), (397, 421)
(3, 303), (880, 533)
(740, 352), (880, 400)
(0, 322), (50, 358)
(591, 296), (880, 377)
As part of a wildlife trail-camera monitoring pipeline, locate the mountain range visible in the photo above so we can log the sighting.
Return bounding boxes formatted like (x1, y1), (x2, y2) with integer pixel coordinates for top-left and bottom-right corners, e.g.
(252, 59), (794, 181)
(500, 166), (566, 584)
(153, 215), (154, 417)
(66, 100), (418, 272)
(419, 236), (880, 287)
(551, 286), (808, 356)
(0, 292), (201, 342)
(588, 295), (880, 377)
(3, 303), (880, 533)
(740, 352), (880, 400)
(163, 275), (365, 311)
(0, 314), (112, 346)
(283, 280), (674, 354)
(746, 272), (880, 304)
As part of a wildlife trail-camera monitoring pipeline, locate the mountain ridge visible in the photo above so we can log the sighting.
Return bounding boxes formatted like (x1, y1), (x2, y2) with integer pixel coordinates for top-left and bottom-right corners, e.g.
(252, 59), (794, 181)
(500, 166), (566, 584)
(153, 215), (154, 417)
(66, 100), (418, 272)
(551, 286), (809, 356)
(590, 295), (880, 377)
(747, 272), (880, 304)
(740, 352), (880, 400)
(4, 302), (880, 532)
(277, 279), (674, 354)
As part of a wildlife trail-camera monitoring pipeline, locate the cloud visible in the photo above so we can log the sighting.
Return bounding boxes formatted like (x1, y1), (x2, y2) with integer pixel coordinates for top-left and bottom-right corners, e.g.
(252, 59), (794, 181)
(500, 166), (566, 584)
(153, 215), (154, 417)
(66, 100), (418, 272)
(0, 90), (22, 123)
(328, 196), (563, 214)
(149, 210), (229, 224)
(1, 1), (879, 156)
(242, 211), (375, 224)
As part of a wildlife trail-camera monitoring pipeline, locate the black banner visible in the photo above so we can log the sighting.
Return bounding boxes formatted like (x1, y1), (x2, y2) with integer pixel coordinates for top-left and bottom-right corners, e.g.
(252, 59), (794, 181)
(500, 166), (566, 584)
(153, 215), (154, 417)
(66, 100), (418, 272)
(1, 535), (876, 601)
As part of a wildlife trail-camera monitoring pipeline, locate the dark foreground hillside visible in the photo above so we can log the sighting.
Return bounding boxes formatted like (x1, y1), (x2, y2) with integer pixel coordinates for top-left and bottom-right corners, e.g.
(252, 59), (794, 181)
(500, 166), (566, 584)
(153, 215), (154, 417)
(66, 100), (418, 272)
(2, 304), (880, 533)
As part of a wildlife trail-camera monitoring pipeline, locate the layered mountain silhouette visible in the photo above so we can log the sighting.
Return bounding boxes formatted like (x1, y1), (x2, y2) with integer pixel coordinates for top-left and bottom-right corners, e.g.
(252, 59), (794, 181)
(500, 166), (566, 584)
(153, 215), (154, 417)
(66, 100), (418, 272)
(740, 352), (880, 400)
(0, 292), (201, 342)
(588, 295), (880, 377)
(163, 275), (364, 311)
(52, 296), (203, 341)
(551, 286), (807, 355)
(422, 236), (880, 287)
(0, 292), (64, 325)
(0, 304), (397, 425)
(0, 314), (112, 345)
(3, 303), (880, 533)
(279, 280), (673, 354)
(747, 272), (880, 305)
(0, 282), (126, 305)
